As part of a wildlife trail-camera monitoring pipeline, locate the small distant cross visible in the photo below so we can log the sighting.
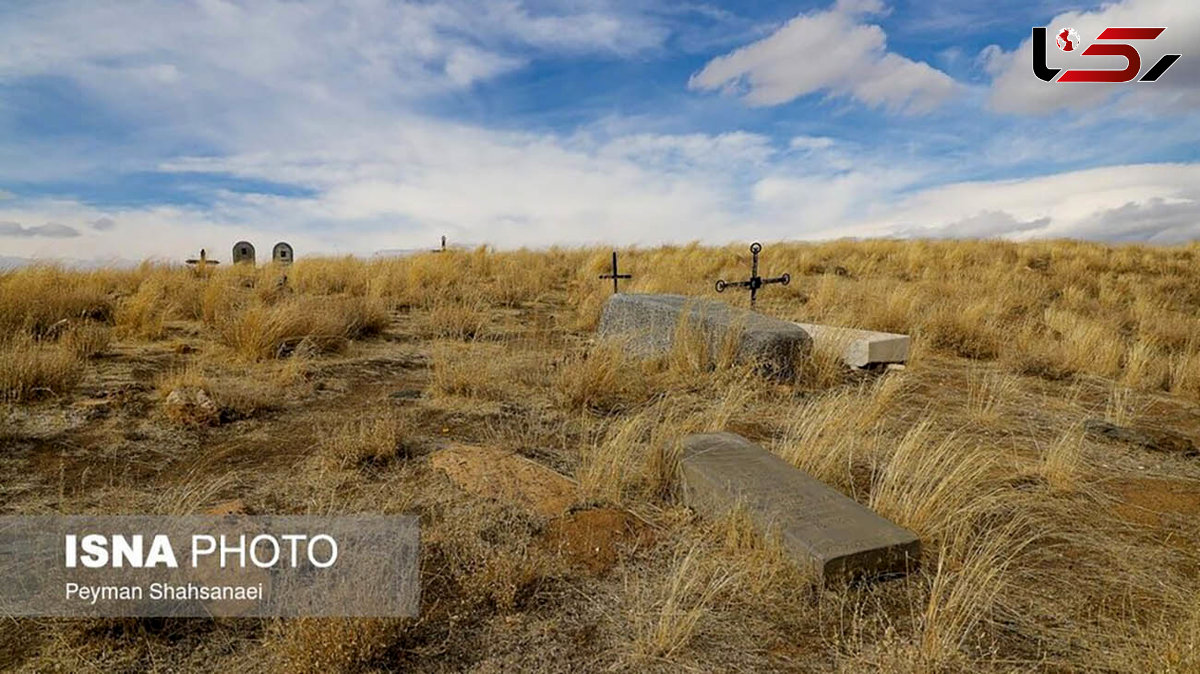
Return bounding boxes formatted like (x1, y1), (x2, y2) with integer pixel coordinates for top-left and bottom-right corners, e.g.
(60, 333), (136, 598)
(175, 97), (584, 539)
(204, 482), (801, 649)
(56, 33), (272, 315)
(715, 242), (789, 309)
(599, 250), (632, 294)
(185, 248), (220, 275)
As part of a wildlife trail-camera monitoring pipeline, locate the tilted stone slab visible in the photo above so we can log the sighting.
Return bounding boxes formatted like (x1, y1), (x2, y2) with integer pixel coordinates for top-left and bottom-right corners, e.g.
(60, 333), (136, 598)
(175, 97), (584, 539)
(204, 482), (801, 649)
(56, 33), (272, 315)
(597, 293), (810, 378)
(793, 322), (909, 368)
(679, 432), (920, 583)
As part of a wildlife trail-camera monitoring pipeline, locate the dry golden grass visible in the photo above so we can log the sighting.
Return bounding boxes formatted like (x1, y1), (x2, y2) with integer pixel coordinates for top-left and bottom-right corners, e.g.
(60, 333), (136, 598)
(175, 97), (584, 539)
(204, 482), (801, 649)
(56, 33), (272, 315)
(0, 337), (82, 402)
(317, 414), (405, 469)
(553, 339), (653, 414)
(4, 240), (1200, 672)
(267, 618), (404, 673)
(631, 545), (738, 662)
(217, 295), (389, 361)
(61, 322), (112, 359)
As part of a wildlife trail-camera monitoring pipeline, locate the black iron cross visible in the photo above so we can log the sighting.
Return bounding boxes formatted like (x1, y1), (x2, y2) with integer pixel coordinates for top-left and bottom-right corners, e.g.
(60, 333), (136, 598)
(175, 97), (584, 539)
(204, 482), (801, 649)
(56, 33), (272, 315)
(715, 242), (789, 309)
(599, 250), (632, 294)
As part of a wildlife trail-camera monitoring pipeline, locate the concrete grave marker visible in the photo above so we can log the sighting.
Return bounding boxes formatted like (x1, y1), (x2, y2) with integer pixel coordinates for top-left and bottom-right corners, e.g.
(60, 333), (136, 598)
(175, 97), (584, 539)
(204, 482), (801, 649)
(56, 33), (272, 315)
(597, 293), (810, 378)
(272, 242), (294, 265)
(679, 432), (920, 583)
(793, 322), (910, 368)
(232, 241), (256, 265)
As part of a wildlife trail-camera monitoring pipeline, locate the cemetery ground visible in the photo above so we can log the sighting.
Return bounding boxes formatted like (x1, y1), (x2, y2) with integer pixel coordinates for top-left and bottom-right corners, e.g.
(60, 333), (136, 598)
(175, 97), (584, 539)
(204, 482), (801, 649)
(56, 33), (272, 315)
(2, 239), (1200, 672)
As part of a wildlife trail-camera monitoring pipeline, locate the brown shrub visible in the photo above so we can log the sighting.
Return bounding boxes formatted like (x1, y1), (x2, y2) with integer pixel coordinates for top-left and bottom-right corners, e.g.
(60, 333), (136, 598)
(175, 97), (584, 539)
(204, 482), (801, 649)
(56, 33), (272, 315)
(0, 339), (82, 401)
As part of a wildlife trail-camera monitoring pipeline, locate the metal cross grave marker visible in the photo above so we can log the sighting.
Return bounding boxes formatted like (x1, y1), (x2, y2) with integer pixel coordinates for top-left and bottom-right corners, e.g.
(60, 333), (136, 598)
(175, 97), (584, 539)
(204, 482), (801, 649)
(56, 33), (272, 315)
(185, 248), (220, 275)
(714, 242), (789, 309)
(599, 250), (632, 294)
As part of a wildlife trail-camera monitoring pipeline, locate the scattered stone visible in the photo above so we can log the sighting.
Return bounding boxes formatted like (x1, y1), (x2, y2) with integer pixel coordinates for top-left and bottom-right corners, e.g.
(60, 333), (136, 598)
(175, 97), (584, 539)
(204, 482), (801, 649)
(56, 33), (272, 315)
(430, 445), (576, 517)
(389, 389), (423, 401)
(1084, 419), (1197, 457)
(73, 398), (112, 421)
(163, 387), (220, 426)
(542, 508), (652, 576)
(597, 293), (811, 378)
(793, 322), (910, 368)
(44, 318), (72, 340)
(679, 432), (920, 583)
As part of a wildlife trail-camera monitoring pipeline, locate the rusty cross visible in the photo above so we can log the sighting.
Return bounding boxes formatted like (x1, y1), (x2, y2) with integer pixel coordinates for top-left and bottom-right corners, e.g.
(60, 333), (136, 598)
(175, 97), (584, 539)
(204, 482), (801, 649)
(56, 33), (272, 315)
(599, 250), (632, 294)
(715, 242), (789, 309)
(185, 248), (220, 275)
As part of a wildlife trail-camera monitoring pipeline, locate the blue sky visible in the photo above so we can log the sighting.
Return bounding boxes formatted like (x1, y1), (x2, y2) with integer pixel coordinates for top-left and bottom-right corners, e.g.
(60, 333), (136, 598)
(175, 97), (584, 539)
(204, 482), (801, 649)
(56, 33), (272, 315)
(0, 0), (1197, 262)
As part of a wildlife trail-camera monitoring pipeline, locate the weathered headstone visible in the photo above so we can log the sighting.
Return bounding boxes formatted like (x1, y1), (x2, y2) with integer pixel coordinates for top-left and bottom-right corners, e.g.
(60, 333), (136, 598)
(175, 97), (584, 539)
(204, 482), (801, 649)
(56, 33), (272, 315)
(679, 432), (920, 583)
(232, 241), (256, 265)
(597, 293), (810, 378)
(793, 322), (910, 368)
(272, 242), (293, 265)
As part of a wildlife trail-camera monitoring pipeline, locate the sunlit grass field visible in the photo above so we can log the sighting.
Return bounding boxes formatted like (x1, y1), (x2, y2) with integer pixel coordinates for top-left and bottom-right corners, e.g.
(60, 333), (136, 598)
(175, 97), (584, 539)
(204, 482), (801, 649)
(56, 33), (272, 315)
(2, 239), (1199, 671)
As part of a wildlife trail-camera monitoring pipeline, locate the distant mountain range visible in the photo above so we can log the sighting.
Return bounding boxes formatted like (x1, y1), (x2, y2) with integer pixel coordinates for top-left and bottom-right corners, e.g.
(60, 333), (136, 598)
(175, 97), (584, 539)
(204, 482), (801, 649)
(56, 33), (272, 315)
(0, 255), (143, 270)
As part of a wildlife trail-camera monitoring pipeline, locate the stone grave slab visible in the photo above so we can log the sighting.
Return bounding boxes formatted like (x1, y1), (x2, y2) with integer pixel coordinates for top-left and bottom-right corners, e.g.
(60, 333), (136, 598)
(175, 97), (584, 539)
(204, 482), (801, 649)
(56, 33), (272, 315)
(597, 293), (810, 378)
(679, 432), (920, 583)
(793, 322), (909, 368)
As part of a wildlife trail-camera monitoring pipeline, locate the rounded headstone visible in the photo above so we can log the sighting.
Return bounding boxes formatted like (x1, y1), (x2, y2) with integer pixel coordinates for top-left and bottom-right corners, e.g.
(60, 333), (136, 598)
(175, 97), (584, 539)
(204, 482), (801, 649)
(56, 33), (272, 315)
(272, 242), (294, 265)
(232, 241), (256, 265)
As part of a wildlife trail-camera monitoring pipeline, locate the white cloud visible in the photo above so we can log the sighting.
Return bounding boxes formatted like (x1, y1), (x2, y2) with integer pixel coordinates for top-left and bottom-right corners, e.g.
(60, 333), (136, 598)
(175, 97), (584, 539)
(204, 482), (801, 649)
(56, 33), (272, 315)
(4, 123), (1196, 262)
(0, 0), (1196, 264)
(984, 0), (1200, 114)
(688, 1), (957, 112)
(0, 221), (82, 238)
(0, 0), (668, 127)
(853, 163), (1200, 243)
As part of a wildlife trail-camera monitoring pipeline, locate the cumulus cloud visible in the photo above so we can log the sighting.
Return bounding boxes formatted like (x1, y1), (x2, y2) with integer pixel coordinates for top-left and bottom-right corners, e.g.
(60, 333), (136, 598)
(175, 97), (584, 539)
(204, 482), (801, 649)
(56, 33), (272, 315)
(851, 163), (1200, 242)
(984, 0), (1200, 114)
(894, 211), (1051, 239)
(688, 0), (958, 112)
(0, 221), (81, 238)
(3, 128), (1194, 263)
(0, 0), (669, 128)
(0, 0), (1195, 263)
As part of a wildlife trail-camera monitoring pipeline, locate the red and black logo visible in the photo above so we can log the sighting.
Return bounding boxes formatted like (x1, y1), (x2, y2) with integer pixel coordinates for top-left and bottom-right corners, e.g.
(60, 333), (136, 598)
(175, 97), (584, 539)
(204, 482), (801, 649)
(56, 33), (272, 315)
(1032, 27), (1181, 83)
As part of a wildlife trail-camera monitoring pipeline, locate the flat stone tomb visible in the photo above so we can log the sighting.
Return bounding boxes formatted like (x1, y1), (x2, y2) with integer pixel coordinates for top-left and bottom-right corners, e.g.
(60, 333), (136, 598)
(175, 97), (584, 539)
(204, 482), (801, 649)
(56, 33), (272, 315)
(597, 293), (811, 378)
(793, 322), (909, 368)
(680, 432), (920, 583)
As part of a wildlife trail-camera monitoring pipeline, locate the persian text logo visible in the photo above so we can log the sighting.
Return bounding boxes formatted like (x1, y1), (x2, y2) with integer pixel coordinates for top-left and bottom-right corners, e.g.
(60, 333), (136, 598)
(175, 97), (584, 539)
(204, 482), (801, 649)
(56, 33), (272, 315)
(1032, 26), (1181, 83)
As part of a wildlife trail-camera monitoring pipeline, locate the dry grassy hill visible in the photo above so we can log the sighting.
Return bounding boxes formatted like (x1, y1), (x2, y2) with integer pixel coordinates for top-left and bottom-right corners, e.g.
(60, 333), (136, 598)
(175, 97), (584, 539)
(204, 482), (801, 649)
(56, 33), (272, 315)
(2, 239), (1199, 672)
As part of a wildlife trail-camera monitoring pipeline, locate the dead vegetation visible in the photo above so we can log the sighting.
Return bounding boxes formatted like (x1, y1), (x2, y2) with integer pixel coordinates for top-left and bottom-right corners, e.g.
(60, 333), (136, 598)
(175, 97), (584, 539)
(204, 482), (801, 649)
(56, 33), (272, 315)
(2, 239), (1200, 672)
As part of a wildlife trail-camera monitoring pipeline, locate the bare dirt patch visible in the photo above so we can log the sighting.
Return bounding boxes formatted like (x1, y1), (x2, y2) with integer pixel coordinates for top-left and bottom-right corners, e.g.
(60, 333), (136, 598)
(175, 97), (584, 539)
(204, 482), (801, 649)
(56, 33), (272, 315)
(1111, 477), (1200, 527)
(430, 444), (577, 516)
(541, 508), (653, 576)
